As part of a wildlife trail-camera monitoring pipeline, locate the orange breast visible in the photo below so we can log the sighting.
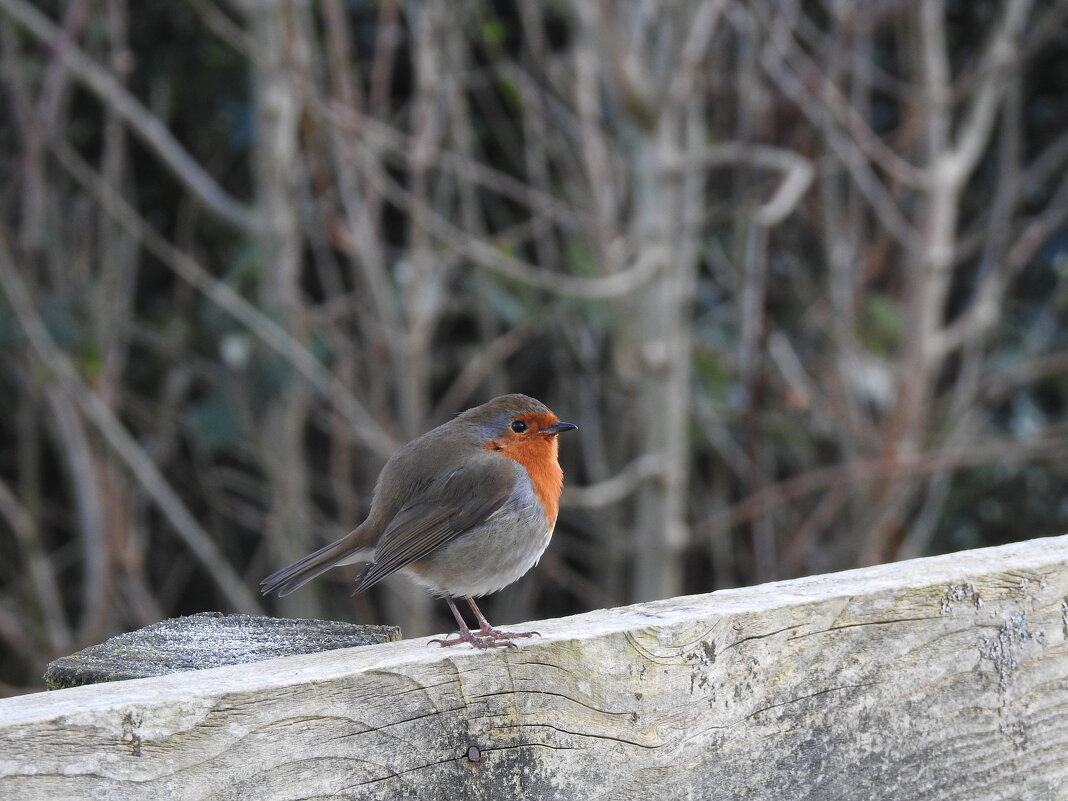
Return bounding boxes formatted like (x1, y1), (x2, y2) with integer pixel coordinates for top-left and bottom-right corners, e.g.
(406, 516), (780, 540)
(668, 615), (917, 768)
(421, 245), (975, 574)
(491, 435), (563, 528)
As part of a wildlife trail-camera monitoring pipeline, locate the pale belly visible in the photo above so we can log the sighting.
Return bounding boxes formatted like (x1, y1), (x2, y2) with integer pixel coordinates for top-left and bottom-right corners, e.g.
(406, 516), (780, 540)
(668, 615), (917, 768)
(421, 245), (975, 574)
(403, 475), (555, 598)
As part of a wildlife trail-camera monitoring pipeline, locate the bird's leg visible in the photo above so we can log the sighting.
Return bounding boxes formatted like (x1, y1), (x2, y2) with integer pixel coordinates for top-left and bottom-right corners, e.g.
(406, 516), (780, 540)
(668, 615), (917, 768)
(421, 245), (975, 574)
(429, 596), (475, 646)
(430, 597), (517, 649)
(465, 596), (540, 642)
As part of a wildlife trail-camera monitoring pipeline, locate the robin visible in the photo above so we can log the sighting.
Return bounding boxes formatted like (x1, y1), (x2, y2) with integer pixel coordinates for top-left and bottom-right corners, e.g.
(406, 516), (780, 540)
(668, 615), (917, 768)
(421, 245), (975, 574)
(261, 394), (577, 649)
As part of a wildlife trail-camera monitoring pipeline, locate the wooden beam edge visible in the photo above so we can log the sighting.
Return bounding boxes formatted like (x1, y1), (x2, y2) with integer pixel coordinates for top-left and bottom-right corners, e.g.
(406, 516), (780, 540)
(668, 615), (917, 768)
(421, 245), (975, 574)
(1, 532), (1065, 726)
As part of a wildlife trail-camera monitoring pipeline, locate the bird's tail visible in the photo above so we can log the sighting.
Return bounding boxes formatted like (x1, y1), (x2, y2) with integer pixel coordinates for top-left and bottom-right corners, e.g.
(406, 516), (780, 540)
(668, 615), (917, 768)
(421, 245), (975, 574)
(260, 527), (372, 597)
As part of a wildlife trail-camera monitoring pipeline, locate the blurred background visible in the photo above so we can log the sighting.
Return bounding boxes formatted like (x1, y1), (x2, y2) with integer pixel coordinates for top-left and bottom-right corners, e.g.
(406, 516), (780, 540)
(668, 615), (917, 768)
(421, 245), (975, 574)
(2, 0), (1068, 695)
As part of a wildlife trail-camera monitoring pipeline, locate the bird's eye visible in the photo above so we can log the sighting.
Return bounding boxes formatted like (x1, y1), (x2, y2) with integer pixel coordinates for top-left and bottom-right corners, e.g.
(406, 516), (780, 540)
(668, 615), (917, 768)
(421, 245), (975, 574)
(510, 420), (528, 433)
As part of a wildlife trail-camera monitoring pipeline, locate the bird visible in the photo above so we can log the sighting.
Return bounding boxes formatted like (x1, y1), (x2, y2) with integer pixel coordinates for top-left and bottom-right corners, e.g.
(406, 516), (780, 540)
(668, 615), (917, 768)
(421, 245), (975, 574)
(261, 394), (577, 649)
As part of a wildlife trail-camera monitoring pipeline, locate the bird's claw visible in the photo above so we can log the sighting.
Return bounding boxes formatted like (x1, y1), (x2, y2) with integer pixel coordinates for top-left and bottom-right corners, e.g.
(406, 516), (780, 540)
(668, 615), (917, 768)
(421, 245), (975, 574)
(427, 634), (462, 648)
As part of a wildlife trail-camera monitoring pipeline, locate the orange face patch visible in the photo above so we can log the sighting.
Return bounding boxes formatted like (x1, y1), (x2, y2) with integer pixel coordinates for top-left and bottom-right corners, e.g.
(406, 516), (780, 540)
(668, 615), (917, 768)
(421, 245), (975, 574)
(483, 412), (565, 528)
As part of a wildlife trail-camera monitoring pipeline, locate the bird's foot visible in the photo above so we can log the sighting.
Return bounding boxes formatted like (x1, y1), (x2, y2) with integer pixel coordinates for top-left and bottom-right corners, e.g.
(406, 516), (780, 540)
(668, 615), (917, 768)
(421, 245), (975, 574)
(429, 631), (515, 649)
(429, 627), (540, 649)
(433, 597), (543, 648)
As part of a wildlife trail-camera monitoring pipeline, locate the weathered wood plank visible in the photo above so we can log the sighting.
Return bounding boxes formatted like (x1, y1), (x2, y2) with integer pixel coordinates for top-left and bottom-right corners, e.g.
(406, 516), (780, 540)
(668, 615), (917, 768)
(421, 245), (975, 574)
(2, 535), (1067, 801)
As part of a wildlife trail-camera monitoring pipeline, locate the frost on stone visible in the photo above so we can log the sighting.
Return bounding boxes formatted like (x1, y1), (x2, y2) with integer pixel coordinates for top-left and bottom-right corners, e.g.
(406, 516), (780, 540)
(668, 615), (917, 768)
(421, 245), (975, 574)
(44, 612), (401, 689)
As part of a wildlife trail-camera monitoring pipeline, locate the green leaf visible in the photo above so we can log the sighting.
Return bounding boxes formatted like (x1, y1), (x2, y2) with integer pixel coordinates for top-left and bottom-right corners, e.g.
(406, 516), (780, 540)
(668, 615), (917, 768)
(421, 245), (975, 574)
(482, 19), (506, 49)
(186, 395), (241, 453)
(861, 293), (901, 352)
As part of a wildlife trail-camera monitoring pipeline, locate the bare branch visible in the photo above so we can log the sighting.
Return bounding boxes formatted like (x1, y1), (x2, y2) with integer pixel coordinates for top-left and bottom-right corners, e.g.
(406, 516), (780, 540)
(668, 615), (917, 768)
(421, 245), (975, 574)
(0, 0), (258, 232)
(667, 142), (814, 226)
(50, 139), (398, 458)
(0, 238), (263, 613)
(666, 0), (728, 108)
(760, 5), (925, 189)
(703, 433), (1068, 536)
(563, 454), (669, 508)
(323, 102), (580, 230)
(186, 0), (255, 57)
(981, 351), (1068, 401)
(759, 13), (917, 243)
(946, 0), (1033, 184)
(364, 159), (663, 299)
(0, 477), (72, 655)
(42, 387), (108, 646)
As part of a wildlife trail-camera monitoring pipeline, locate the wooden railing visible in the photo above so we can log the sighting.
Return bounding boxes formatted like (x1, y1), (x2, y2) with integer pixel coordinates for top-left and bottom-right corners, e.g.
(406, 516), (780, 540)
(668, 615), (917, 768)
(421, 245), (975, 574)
(2, 534), (1066, 800)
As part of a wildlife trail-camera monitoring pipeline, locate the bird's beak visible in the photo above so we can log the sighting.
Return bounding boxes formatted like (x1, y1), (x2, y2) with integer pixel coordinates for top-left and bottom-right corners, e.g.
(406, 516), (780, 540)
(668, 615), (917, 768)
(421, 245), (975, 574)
(540, 421), (577, 435)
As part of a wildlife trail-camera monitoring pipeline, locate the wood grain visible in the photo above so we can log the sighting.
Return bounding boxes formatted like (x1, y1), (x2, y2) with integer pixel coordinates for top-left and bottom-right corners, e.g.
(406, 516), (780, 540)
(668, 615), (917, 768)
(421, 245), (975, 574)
(2, 534), (1067, 800)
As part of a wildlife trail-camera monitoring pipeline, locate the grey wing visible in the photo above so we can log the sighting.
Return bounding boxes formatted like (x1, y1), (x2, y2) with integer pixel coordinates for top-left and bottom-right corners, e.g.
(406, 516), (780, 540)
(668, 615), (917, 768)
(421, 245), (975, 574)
(352, 457), (515, 593)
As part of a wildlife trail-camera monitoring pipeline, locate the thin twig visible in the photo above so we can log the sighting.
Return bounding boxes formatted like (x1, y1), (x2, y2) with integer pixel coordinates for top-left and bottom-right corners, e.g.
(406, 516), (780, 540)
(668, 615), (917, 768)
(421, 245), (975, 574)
(0, 477), (72, 655)
(702, 434), (1068, 536)
(0, 0), (257, 232)
(49, 138), (398, 458)
(0, 237), (263, 613)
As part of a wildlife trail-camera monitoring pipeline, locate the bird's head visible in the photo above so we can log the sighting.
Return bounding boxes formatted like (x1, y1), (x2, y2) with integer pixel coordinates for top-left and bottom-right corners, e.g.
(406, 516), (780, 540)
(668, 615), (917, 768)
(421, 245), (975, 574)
(460, 394), (577, 453)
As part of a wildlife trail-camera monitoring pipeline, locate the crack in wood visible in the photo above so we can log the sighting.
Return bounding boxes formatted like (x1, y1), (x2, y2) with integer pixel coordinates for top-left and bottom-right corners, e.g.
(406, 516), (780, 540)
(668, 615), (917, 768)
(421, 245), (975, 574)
(491, 721), (666, 751)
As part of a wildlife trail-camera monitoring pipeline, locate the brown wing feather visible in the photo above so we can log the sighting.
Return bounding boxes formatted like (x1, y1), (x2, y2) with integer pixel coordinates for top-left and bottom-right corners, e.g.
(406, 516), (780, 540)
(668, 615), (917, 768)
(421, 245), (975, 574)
(352, 456), (515, 594)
